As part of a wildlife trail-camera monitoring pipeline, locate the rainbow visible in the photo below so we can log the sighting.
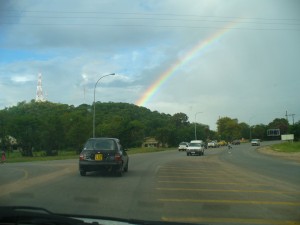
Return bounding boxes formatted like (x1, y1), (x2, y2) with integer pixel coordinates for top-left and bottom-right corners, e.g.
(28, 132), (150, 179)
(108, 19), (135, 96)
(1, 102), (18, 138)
(135, 20), (239, 107)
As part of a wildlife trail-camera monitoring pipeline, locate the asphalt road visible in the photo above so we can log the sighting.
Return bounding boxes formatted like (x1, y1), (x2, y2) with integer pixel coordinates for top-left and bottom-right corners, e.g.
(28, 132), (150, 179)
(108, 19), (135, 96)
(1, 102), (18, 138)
(0, 142), (300, 225)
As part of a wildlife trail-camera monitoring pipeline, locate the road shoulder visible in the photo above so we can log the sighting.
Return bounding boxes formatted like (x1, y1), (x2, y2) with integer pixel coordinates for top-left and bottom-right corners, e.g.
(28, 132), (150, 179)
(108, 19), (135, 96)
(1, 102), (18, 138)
(257, 146), (300, 163)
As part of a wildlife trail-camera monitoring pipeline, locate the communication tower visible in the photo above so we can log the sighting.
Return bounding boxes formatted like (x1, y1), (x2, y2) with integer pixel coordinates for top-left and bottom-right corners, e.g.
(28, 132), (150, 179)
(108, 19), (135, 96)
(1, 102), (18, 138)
(35, 73), (46, 102)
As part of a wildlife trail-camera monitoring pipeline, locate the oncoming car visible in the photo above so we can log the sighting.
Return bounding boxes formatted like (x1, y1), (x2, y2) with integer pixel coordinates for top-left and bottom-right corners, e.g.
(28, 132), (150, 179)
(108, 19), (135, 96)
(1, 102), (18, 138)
(251, 139), (261, 146)
(186, 140), (205, 156)
(207, 140), (219, 148)
(79, 138), (129, 176)
(178, 142), (189, 151)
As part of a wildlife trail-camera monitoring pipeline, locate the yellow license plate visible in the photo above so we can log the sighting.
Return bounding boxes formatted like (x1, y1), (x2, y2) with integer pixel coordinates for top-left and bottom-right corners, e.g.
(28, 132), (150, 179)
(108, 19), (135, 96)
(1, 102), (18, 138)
(95, 154), (103, 161)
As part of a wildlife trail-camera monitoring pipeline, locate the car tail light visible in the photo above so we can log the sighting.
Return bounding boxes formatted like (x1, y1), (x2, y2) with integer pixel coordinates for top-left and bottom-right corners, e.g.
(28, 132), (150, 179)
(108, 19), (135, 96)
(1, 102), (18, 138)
(79, 154), (85, 160)
(114, 153), (122, 161)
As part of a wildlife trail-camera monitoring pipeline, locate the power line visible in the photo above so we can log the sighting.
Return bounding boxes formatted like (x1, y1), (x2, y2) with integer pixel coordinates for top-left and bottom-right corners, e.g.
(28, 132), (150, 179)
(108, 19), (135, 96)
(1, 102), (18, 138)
(1, 10), (299, 31)
(0, 22), (299, 31)
(2, 15), (300, 26)
(1, 10), (300, 22)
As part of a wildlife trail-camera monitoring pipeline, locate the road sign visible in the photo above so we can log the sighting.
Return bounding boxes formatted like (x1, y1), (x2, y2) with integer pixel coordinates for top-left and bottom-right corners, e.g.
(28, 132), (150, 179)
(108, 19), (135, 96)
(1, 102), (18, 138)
(267, 129), (280, 136)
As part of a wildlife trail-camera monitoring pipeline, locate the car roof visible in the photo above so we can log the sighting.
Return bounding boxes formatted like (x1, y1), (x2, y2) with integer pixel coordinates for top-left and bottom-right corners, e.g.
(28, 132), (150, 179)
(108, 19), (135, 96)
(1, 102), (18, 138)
(190, 140), (203, 143)
(88, 137), (119, 142)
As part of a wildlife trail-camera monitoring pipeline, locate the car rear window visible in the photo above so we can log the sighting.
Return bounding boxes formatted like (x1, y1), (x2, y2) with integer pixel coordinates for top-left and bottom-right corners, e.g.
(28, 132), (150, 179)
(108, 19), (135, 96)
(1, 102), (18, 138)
(84, 139), (117, 150)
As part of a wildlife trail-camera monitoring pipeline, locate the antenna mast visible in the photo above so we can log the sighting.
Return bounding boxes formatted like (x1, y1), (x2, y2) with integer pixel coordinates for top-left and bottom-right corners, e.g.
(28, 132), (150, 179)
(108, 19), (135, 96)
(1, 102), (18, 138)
(35, 73), (46, 102)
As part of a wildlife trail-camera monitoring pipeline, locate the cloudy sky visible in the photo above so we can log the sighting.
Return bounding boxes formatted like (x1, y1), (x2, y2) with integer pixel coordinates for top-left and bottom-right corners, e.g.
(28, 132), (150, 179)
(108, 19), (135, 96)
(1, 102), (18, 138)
(0, 0), (299, 130)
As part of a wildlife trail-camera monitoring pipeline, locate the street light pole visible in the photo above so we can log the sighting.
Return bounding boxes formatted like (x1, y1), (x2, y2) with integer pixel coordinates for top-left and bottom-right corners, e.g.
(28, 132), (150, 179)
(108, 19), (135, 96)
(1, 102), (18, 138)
(93, 73), (115, 138)
(194, 112), (203, 140)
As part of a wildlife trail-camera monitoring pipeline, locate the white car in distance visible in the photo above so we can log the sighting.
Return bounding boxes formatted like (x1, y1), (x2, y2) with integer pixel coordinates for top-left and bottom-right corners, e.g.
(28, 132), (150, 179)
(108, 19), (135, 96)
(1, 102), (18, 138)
(186, 140), (205, 156)
(178, 142), (189, 151)
(251, 139), (261, 146)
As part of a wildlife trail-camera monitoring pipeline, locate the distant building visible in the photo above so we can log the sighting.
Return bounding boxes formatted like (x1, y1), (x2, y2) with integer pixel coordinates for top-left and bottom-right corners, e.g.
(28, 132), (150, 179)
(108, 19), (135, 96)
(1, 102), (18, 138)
(142, 137), (168, 148)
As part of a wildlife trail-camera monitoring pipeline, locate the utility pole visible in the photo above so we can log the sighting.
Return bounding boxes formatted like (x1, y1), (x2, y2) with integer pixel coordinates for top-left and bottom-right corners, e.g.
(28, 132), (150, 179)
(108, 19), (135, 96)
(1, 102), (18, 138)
(285, 110), (296, 125)
(290, 114), (296, 125)
(194, 112), (203, 140)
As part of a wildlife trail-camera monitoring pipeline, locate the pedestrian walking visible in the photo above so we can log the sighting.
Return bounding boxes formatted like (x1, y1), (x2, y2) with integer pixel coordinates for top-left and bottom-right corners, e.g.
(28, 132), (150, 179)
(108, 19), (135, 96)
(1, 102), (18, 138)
(1, 150), (6, 164)
(228, 142), (232, 150)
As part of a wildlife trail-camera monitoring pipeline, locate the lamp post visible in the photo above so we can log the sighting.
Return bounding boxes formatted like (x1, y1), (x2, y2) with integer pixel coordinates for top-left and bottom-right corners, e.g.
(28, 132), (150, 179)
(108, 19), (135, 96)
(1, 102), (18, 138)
(93, 73), (115, 138)
(194, 112), (203, 140)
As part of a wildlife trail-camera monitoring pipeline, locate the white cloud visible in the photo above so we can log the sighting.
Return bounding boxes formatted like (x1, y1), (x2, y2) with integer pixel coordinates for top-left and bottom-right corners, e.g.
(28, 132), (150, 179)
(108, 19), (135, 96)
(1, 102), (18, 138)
(11, 75), (35, 83)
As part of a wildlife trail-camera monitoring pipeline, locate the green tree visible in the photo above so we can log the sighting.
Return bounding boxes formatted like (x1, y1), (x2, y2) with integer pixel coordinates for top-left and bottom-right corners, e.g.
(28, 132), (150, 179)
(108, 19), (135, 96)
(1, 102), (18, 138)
(155, 127), (172, 146)
(268, 118), (289, 135)
(217, 117), (240, 141)
(239, 122), (250, 140)
(251, 124), (267, 140)
(171, 112), (189, 127)
(1, 101), (214, 151)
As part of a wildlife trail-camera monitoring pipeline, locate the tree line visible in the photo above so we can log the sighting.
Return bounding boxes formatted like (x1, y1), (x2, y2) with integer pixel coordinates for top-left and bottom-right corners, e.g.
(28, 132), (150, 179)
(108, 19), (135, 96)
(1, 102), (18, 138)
(0, 100), (299, 156)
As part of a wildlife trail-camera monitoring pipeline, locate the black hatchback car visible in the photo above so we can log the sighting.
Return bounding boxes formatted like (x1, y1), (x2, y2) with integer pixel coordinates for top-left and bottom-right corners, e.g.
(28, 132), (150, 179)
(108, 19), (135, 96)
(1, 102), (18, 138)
(79, 138), (129, 176)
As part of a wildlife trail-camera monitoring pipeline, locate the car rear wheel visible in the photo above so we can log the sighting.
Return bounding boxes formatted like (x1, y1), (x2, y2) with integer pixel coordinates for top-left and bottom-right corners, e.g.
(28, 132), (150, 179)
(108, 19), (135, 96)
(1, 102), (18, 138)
(117, 170), (123, 177)
(116, 165), (123, 177)
(80, 170), (86, 176)
(124, 162), (128, 172)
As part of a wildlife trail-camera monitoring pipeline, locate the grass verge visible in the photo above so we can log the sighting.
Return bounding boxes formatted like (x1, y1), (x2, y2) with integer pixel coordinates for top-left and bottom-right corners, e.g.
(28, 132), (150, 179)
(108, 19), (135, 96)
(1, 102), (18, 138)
(4, 151), (78, 163)
(127, 147), (173, 155)
(4, 147), (174, 163)
(270, 142), (300, 153)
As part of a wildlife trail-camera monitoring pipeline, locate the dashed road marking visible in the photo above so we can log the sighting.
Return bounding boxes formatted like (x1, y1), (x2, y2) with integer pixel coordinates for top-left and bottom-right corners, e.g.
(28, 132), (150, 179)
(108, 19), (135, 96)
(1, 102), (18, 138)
(158, 198), (300, 206)
(158, 180), (269, 186)
(161, 216), (300, 225)
(158, 175), (236, 179)
(156, 187), (300, 195)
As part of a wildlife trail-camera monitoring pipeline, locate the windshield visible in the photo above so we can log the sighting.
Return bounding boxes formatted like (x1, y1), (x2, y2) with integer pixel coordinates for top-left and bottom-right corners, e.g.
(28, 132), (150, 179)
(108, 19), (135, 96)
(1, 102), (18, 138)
(189, 143), (201, 147)
(0, 1), (299, 224)
(84, 139), (117, 150)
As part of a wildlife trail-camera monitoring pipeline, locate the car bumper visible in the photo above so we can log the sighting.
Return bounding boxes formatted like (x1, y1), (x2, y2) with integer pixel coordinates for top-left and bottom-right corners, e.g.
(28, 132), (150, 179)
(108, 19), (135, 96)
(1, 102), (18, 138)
(79, 160), (122, 172)
(187, 150), (204, 154)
